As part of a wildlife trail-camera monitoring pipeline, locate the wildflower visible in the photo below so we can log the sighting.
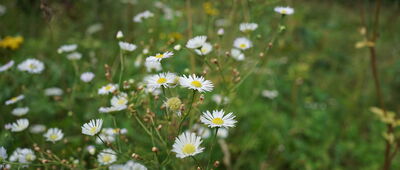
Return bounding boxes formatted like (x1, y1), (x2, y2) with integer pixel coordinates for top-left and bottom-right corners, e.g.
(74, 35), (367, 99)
(145, 60), (162, 72)
(98, 84), (118, 95)
(111, 93), (128, 108)
(86, 145), (96, 155)
(261, 90), (279, 99)
(66, 52), (82, 60)
(146, 51), (174, 62)
(172, 132), (204, 158)
(179, 74), (214, 92)
(186, 36), (207, 49)
(0, 60), (14, 72)
(57, 44), (77, 54)
(142, 48), (149, 54)
(7, 119), (29, 132)
(212, 94), (229, 105)
(110, 160), (147, 170)
(99, 106), (127, 113)
(97, 149), (117, 165)
(174, 44), (182, 51)
(217, 28), (224, 36)
(9, 148), (36, 166)
(133, 10), (154, 23)
(119, 41), (137, 51)
(17, 58), (45, 74)
(43, 128), (64, 143)
(29, 124), (46, 134)
(11, 107), (29, 116)
(240, 23), (258, 32)
(116, 30), (124, 39)
(192, 124), (211, 138)
(165, 97), (182, 112)
(195, 42), (213, 55)
(274, 6), (294, 15)
(217, 128), (229, 138)
(82, 119), (103, 136)
(145, 72), (176, 89)
(231, 48), (245, 61)
(86, 23), (103, 35)
(0, 36), (23, 50)
(233, 37), (252, 50)
(80, 72), (95, 82)
(0, 146), (7, 162)
(5, 95), (24, 105)
(44, 87), (63, 96)
(200, 110), (237, 128)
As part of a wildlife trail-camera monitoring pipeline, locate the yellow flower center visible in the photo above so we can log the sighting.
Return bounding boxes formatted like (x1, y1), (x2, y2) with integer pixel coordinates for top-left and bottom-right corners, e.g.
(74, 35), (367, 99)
(25, 154), (33, 161)
(182, 144), (196, 154)
(29, 64), (37, 69)
(157, 77), (167, 84)
(105, 85), (112, 91)
(90, 127), (98, 134)
(50, 134), (59, 140)
(200, 48), (207, 53)
(239, 44), (247, 48)
(117, 99), (126, 105)
(155, 54), (164, 58)
(191, 80), (202, 88)
(102, 155), (112, 162)
(11, 97), (18, 101)
(281, 9), (287, 14)
(211, 118), (224, 125)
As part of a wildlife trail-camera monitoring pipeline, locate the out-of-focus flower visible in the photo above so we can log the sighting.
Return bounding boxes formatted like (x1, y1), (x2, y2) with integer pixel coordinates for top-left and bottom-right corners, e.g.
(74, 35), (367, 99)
(116, 30), (124, 39)
(11, 107), (29, 116)
(44, 87), (63, 96)
(217, 128), (229, 138)
(0, 60), (14, 72)
(195, 42), (213, 56)
(133, 10), (154, 23)
(97, 149), (117, 165)
(0, 36), (23, 50)
(17, 58), (45, 74)
(261, 90), (279, 99)
(81, 119), (103, 136)
(274, 6), (294, 15)
(233, 37), (252, 50)
(0, 5), (6, 16)
(6, 119), (29, 132)
(98, 84), (118, 95)
(86, 145), (96, 155)
(9, 148), (36, 167)
(0, 146), (7, 162)
(110, 93), (128, 108)
(29, 124), (46, 134)
(165, 97), (182, 115)
(212, 94), (229, 105)
(5, 95), (24, 105)
(174, 44), (182, 51)
(80, 72), (95, 82)
(66, 52), (82, 60)
(217, 28), (224, 36)
(200, 110), (237, 128)
(179, 74), (214, 93)
(146, 51), (174, 62)
(231, 48), (245, 61)
(57, 44), (77, 54)
(145, 60), (162, 72)
(119, 41), (137, 52)
(86, 23), (103, 35)
(240, 23), (258, 32)
(191, 124), (211, 138)
(203, 2), (219, 16)
(186, 36), (207, 49)
(43, 128), (64, 143)
(172, 132), (204, 158)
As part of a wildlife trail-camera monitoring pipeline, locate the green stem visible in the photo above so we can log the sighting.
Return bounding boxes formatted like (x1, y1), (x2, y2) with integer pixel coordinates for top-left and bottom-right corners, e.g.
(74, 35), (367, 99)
(206, 128), (219, 170)
(178, 90), (197, 134)
(118, 50), (124, 86)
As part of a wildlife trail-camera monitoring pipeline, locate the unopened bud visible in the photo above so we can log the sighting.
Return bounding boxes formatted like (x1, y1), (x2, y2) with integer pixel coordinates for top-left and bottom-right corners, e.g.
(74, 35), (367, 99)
(211, 58), (218, 64)
(214, 160), (220, 167)
(131, 153), (140, 159)
(152, 147), (158, 153)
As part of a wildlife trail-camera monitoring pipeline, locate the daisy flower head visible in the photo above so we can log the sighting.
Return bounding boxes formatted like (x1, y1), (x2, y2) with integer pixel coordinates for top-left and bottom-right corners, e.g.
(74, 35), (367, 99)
(230, 48), (245, 61)
(98, 84), (118, 95)
(186, 35), (207, 49)
(240, 23), (258, 32)
(9, 148), (36, 166)
(179, 74), (214, 93)
(57, 44), (77, 54)
(0, 60), (14, 72)
(274, 6), (294, 15)
(17, 58), (45, 74)
(97, 149), (117, 165)
(146, 51), (174, 62)
(119, 41), (137, 52)
(111, 92), (128, 108)
(133, 10), (154, 23)
(172, 132), (204, 158)
(5, 95), (24, 105)
(200, 110), (237, 128)
(145, 72), (176, 89)
(195, 42), (213, 56)
(11, 107), (29, 116)
(9, 118), (29, 132)
(81, 119), (103, 136)
(66, 52), (82, 60)
(145, 60), (162, 72)
(80, 72), (95, 82)
(233, 37), (253, 50)
(43, 128), (64, 143)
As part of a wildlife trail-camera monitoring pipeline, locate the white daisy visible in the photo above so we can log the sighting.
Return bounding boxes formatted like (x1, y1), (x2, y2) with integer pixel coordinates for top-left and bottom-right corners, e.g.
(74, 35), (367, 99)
(8, 119), (29, 132)
(172, 132), (204, 158)
(231, 48), (245, 61)
(179, 74), (214, 93)
(146, 51), (174, 62)
(29, 124), (46, 134)
(261, 89), (279, 99)
(200, 110), (237, 128)
(86, 145), (96, 155)
(0, 60), (14, 72)
(97, 149), (117, 165)
(43, 128), (64, 143)
(5, 94), (24, 105)
(111, 93), (128, 108)
(9, 148), (36, 166)
(116, 30), (124, 39)
(80, 72), (95, 82)
(17, 58), (45, 74)
(66, 52), (82, 60)
(11, 107), (29, 116)
(274, 6), (294, 15)
(195, 42), (213, 55)
(145, 72), (176, 89)
(57, 44), (77, 54)
(217, 28), (224, 36)
(44, 87), (63, 96)
(239, 23), (258, 32)
(133, 10), (154, 23)
(233, 37), (252, 50)
(124, 160), (147, 170)
(186, 36), (207, 49)
(145, 60), (162, 72)
(99, 106), (127, 113)
(82, 119), (103, 136)
(98, 84), (118, 95)
(119, 41), (137, 51)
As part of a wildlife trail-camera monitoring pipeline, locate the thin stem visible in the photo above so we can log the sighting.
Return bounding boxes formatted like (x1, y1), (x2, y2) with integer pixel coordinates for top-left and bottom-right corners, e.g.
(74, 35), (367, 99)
(178, 90), (197, 134)
(206, 128), (219, 170)
(191, 156), (201, 169)
(112, 116), (122, 153)
(118, 50), (124, 86)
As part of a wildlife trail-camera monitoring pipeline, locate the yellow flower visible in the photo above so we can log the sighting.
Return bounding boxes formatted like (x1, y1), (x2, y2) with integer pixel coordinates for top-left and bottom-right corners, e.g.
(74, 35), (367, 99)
(203, 2), (219, 16)
(0, 36), (24, 50)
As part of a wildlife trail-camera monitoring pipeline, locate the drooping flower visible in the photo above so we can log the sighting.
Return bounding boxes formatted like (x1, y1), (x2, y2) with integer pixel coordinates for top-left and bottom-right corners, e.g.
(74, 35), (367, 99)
(43, 128), (64, 143)
(17, 58), (45, 74)
(239, 23), (258, 32)
(146, 51), (174, 62)
(200, 110), (237, 128)
(81, 119), (103, 136)
(233, 37), (252, 50)
(179, 74), (214, 93)
(97, 149), (117, 165)
(80, 72), (95, 82)
(274, 6), (294, 15)
(186, 36), (207, 49)
(172, 132), (204, 158)
(5, 95), (24, 105)
(11, 107), (29, 116)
